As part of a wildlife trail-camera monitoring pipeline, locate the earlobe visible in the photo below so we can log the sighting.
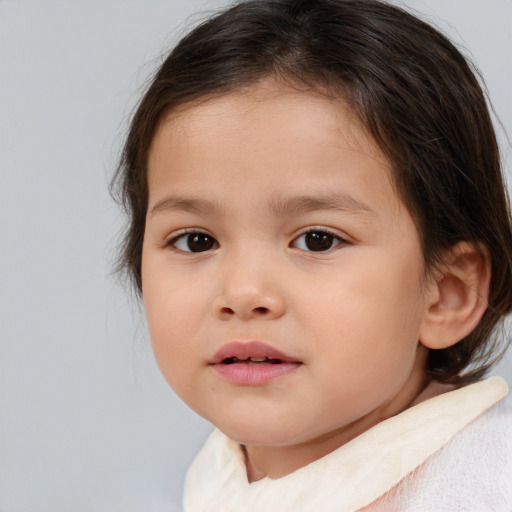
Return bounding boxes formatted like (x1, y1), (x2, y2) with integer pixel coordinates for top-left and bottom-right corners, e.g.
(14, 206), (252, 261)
(419, 242), (491, 350)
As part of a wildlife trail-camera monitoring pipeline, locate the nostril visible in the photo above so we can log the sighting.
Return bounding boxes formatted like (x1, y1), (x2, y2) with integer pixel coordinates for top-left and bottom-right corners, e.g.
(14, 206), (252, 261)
(214, 296), (282, 321)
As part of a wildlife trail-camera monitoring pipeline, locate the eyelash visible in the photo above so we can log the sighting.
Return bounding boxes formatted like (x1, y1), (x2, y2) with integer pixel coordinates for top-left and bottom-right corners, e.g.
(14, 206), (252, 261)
(166, 229), (218, 253)
(290, 227), (347, 252)
(166, 227), (348, 253)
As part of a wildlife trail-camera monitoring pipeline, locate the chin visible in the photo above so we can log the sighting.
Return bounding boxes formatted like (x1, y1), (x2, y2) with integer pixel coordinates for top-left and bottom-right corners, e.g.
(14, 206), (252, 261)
(217, 418), (301, 447)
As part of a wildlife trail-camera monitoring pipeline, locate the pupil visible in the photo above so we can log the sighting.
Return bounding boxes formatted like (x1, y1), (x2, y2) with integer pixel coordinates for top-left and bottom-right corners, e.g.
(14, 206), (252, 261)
(305, 231), (333, 251)
(187, 233), (214, 252)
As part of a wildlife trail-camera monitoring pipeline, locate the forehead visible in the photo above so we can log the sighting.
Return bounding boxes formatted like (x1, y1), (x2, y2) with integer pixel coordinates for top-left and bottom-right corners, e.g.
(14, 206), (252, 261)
(151, 81), (385, 164)
(146, 80), (399, 217)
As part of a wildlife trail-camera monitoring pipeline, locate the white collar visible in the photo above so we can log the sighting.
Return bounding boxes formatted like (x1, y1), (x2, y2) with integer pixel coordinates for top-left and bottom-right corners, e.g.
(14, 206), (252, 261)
(184, 376), (508, 512)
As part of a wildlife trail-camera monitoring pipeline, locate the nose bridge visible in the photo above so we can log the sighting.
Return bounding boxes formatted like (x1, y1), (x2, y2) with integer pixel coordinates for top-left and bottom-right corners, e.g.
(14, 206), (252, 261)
(213, 241), (285, 320)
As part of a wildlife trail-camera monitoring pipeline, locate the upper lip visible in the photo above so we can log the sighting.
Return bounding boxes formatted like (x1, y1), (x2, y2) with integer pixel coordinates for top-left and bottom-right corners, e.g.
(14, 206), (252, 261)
(209, 341), (299, 364)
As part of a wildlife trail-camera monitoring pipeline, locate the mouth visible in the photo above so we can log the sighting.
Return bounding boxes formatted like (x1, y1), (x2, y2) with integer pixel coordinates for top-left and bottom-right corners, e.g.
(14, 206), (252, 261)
(209, 341), (299, 365)
(209, 341), (302, 385)
(221, 356), (286, 365)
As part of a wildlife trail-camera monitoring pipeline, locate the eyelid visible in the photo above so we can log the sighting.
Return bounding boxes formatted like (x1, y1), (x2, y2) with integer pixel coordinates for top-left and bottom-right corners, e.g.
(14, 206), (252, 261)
(165, 227), (208, 241)
(290, 226), (350, 251)
(292, 225), (349, 241)
(165, 228), (219, 252)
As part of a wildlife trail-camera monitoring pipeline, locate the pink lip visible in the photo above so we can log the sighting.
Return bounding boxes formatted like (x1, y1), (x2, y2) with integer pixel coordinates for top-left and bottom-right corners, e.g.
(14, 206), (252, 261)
(209, 341), (302, 385)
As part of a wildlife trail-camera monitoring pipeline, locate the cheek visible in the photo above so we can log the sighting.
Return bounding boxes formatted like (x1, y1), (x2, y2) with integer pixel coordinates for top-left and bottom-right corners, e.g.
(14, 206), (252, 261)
(144, 294), (201, 401)
(142, 250), (207, 333)
(142, 258), (204, 385)
(300, 250), (426, 360)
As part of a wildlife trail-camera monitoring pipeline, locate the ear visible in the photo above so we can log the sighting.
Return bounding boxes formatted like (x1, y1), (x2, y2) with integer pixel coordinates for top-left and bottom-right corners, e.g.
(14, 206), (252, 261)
(419, 242), (491, 350)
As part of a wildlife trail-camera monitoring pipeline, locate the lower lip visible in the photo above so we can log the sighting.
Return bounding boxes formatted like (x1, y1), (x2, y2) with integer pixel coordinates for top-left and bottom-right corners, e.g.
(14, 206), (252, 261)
(211, 361), (301, 385)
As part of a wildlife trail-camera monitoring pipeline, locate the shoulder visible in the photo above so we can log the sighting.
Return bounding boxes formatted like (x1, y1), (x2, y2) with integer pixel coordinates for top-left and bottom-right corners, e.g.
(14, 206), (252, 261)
(370, 390), (512, 511)
(434, 384), (512, 469)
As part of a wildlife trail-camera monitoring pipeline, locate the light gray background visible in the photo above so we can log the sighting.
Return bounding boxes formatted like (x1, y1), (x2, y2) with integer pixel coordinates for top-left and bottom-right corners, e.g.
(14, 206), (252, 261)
(1, 1), (511, 511)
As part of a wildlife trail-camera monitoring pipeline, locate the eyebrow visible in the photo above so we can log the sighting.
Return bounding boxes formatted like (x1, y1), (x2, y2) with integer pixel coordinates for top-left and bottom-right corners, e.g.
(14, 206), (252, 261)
(149, 197), (224, 217)
(268, 193), (377, 218)
(148, 192), (376, 218)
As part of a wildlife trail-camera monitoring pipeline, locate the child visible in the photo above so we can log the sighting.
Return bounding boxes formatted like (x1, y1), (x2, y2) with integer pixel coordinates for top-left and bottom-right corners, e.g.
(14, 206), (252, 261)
(112, 0), (512, 509)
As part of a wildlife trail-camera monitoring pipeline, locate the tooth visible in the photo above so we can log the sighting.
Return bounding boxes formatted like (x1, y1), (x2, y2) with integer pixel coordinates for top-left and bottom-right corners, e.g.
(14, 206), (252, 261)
(249, 357), (266, 362)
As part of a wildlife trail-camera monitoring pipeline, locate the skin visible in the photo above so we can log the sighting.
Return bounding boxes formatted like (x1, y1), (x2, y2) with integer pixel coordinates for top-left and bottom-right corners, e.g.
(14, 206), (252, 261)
(141, 79), (434, 482)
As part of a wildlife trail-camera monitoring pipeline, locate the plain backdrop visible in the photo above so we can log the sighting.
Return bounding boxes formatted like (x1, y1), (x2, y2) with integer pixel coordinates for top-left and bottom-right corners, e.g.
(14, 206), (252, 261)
(0, 1), (511, 511)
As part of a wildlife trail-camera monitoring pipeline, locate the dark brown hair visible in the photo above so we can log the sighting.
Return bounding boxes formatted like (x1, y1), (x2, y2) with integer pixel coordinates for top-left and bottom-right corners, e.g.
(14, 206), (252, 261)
(112, 0), (512, 383)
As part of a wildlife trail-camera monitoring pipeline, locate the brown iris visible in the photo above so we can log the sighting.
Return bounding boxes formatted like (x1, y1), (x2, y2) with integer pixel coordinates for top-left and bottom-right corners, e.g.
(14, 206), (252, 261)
(187, 233), (216, 252)
(304, 231), (335, 251)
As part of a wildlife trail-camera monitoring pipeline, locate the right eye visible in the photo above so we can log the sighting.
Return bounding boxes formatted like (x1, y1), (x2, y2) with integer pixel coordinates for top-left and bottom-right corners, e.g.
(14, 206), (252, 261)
(170, 232), (218, 253)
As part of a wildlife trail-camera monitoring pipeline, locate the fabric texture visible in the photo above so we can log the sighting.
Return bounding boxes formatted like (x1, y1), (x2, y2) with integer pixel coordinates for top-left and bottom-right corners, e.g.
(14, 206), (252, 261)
(183, 377), (510, 512)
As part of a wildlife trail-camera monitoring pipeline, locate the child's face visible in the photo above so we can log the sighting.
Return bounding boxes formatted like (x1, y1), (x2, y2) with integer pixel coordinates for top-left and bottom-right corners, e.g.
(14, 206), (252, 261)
(142, 80), (432, 464)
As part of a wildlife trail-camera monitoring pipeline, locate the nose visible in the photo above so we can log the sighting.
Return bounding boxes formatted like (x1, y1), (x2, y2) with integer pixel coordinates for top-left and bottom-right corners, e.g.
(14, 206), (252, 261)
(212, 256), (286, 321)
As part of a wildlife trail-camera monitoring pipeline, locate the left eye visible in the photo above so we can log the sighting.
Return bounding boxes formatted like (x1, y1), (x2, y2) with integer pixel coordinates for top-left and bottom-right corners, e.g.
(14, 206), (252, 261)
(291, 230), (342, 252)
